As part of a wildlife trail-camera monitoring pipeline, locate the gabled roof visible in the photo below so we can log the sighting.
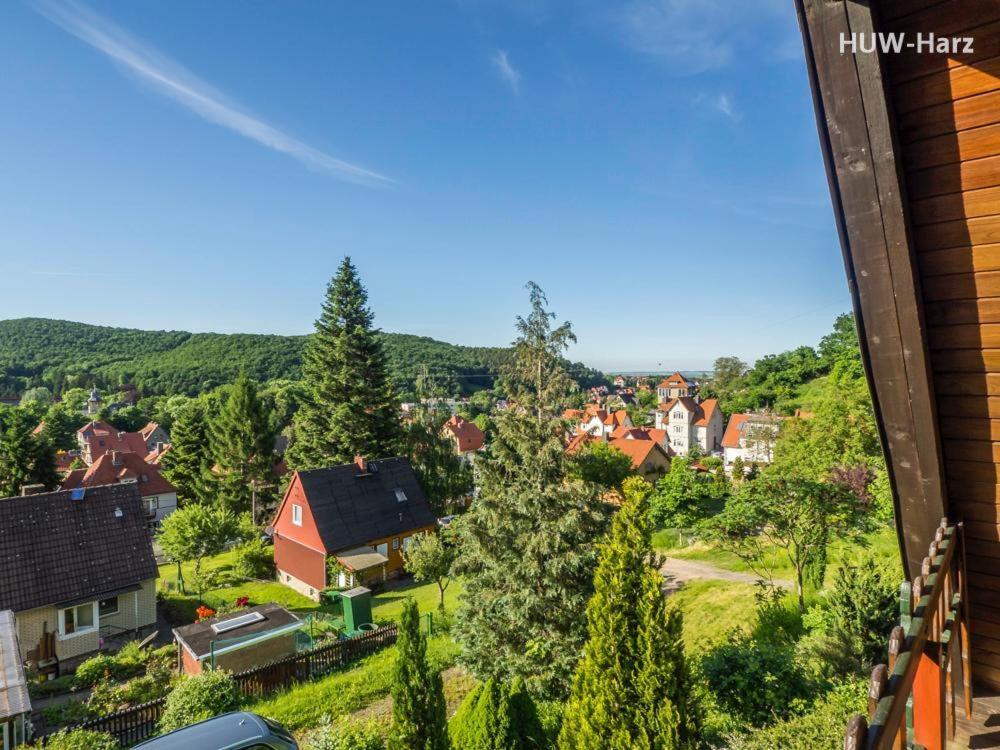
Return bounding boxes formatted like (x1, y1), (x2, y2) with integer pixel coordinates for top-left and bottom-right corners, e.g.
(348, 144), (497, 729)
(659, 398), (720, 427)
(61, 451), (176, 497)
(722, 414), (750, 449)
(565, 432), (596, 454)
(0, 484), (157, 614)
(283, 457), (437, 554)
(607, 437), (672, 469)
(139, 422), (162, 441)
(657, 372), (694, 389)
(77, 421), (148, 460)
(602, 409), (630, 427)
(442, 415), (485, 453)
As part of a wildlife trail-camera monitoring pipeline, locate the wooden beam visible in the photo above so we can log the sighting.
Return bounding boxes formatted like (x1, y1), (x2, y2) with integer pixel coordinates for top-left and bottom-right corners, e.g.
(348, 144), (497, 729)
(795, 0), (948, 578)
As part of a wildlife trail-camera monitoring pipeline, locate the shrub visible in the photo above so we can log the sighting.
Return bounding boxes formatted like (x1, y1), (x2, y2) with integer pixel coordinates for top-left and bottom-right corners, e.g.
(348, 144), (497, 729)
(34, 728), (117, 750)
(73, 655), (117, 687)
(88, 664), (174, 715)
(232, 538), (275, 580)
(158, 669), (241, 733)
(449, 678), (546, 750)
(306, 720), (386, 750)
(700, 630), (814, 727)
(731, 680), (866, 750)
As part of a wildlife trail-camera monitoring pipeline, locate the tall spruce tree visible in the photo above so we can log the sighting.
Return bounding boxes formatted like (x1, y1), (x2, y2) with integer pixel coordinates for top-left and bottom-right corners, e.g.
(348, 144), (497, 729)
(448, 677), (546, 750)
(208, 374), (277, 515)
(0, 409), (57, 497)
(288, 257), (402, 469)
(454, 283), (609, 700)
(160, 401), (213, 505)
(558, 477), (700, 749)
(388, 599), (449, 750)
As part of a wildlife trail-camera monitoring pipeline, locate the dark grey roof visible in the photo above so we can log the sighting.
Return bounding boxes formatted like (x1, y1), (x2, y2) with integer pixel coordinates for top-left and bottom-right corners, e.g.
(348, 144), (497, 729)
(173, 603), (301, 659)
(0, 484), (157, 613)
(297, 457), (437, 553)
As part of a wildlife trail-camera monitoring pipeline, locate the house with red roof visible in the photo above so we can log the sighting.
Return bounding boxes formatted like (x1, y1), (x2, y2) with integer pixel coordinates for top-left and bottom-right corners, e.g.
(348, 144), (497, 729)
(60, 450), (178, 528)
(654, 397), (723, 456)
(441, 415), (485, 457)
(565, 428), (672, 481)
(721, 413), (782, 473)
(138, 422), (169, 452)
(579, 408), (632, 438)
(76, 421), (149, 465)
(656, 372), (696, 402)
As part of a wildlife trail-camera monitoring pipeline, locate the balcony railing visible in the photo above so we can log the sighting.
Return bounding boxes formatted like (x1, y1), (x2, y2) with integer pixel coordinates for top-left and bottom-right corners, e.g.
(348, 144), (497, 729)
(844, 520), (972, 750)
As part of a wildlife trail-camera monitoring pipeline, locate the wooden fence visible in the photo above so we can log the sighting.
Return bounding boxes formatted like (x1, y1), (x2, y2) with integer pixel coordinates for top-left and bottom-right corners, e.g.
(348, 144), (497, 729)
(843, 520), (972, 750)
(36, 623), (398, 747)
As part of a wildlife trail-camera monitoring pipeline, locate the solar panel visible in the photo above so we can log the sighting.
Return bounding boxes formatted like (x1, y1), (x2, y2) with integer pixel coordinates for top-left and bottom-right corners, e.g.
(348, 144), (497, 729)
(70, 488), (86, 501)
(211, 610), (265, 634)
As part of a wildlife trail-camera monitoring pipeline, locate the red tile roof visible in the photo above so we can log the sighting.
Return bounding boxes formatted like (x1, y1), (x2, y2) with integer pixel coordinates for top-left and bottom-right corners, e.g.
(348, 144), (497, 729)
(139, 422), (161, 441)
(659, 398), (719, 427)
(722, 414), (750, 449)
(565, 432), (597, 454)
(657, 372), (693, 389)
(443, 415), (486, 453)
(602, 409), (630, 427)
(78, 421), (149, 461)
(145, 444), (172, 464)
(60, 450), (176, 497)
(607, 438), (671, 470)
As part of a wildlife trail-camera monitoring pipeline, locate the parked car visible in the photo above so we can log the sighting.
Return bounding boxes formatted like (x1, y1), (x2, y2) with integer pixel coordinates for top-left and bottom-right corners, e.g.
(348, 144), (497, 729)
(133, 712), (297, 749)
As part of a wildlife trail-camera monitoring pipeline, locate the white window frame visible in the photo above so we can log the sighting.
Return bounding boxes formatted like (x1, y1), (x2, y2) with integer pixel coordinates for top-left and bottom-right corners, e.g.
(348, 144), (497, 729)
(58, 601), (98, 639)
(292, 504), (303, 526)
(392, 537), (400, 551)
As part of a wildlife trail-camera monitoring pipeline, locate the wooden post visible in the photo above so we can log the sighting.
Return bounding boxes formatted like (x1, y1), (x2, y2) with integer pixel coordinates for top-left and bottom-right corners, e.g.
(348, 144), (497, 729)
(869, 664), (888, 718)
(888, 626), (907, 750)
(957, 522), (973, 719)
(844, 715), (867, 750)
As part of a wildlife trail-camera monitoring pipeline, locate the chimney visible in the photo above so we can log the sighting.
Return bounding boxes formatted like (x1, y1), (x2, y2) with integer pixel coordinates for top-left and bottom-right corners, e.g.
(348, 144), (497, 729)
(21, 484), (47, 497)
(354, 455), (367, 474)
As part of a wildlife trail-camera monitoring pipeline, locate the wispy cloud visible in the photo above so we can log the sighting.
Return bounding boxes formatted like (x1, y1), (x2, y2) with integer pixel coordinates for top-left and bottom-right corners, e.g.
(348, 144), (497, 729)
(32, 0), (393, 186)
(491, 49), (521, 93)
(696, 92), (741, 121)
(609, 0), (797, 75)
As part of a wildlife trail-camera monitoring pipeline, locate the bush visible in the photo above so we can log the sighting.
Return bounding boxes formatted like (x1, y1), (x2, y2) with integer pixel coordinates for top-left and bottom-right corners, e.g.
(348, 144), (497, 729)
(34, 728), (117, 750)
(158, 669), (242, 733)
(306, 720), (386, 750)
(73, 655), (117, 687)
(88, 663), (174, 715)
(232, 538), (275, 580)
(74, 641), (165, 687)
(700, 629), (815, 727)
(449, 678), (546, 750)
(731, 680), (866, 750)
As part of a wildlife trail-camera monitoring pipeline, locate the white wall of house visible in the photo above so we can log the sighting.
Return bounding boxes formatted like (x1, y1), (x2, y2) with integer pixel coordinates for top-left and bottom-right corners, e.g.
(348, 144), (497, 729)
(143, 491), (178, 528)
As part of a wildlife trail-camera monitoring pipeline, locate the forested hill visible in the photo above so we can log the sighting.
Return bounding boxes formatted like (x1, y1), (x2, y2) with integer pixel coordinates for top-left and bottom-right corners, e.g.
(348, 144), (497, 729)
(0, 318), (606, 398)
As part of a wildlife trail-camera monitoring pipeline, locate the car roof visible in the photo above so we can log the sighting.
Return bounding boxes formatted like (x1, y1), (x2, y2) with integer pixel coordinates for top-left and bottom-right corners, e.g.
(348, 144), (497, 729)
(133, 711), (269, 749)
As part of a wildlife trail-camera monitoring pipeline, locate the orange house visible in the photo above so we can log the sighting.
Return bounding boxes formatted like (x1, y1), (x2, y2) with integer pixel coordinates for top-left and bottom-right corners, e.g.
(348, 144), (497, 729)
(271, 456), (438, 600)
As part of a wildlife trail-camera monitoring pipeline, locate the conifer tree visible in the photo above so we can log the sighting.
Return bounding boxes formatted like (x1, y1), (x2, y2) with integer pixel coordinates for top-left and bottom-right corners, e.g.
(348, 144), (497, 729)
(389, 599), (448, 750)
(448, 677), (545, 750)
(208, 374), (277, 515)
(160, 401), (213, 505)
(0, 409), (57, 497)
(558, 477), (700, 749)
(288, 257), (402, 470)
(454, 283), (609, 700)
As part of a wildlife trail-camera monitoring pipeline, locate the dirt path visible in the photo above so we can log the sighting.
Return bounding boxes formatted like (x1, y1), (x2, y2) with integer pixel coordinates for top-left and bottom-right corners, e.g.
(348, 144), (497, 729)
(660, 557), (794, 594)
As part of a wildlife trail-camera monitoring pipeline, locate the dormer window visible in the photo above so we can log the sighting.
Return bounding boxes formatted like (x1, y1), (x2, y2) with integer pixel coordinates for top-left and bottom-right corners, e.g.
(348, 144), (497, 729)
(292, 504), (303, 526)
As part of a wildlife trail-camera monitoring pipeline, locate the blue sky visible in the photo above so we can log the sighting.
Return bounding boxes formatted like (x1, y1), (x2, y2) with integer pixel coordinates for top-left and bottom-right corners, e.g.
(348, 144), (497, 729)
(0, 0), (851, 372)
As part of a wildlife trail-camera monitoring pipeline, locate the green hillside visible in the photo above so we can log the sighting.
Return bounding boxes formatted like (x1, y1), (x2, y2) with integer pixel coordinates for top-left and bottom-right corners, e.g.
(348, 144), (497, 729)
(0, 318), (605, 398)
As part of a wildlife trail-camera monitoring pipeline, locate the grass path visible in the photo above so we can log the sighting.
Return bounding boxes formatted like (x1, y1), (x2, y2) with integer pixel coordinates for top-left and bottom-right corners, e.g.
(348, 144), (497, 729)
(660, 556), (794, 593)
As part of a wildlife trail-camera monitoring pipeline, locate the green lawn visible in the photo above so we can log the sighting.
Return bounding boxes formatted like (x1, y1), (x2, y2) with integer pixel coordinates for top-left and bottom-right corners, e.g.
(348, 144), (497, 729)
(249, 635), (461, 731)
(667, 580), (758, 654)
(157, 550), (461, 628)
(654, 525), (899, 585)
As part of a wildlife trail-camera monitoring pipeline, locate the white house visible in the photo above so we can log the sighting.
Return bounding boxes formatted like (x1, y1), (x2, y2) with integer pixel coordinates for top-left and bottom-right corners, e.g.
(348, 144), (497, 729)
(579, 408), (632, 437)
(722, 413), (782, 472)
(656, 372), (696, 402)
(655, 397), (723, 456)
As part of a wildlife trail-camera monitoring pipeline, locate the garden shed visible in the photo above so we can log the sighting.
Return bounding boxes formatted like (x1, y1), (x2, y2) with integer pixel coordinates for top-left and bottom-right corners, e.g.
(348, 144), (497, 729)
(172, 603), (308, 675)
(0, 610), (30, 749)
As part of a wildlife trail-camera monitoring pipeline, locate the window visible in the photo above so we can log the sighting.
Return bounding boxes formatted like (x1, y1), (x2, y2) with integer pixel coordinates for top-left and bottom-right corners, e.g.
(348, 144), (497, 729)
(146, 497), (159, 513)
(392, 537), (400, 550)
(292, 504), (303, 526)
(394, 488), (408, 503)
(673, 411), (684, 420)
(402, 536), (414, 551)
(99, 596), (119, 617)
(60, 602), (96, 636)
(375, 542), (388, 557)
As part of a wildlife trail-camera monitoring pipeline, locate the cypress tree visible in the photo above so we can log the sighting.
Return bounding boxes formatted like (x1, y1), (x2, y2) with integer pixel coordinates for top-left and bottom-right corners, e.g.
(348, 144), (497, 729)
(0, 409), (57, 497)
(449, 677), (545, 750)
(208, 374), (277, 515)
(389, 599), (448, 750)
(288, 257), (402, 470)
(454, 283), (609, 700)
(160, 401), (213, 505)
(558, 477), (700, 749)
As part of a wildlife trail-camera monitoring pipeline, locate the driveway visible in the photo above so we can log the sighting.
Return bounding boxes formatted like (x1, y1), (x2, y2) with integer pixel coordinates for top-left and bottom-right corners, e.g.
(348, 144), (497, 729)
(659, 556), (794, 594)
